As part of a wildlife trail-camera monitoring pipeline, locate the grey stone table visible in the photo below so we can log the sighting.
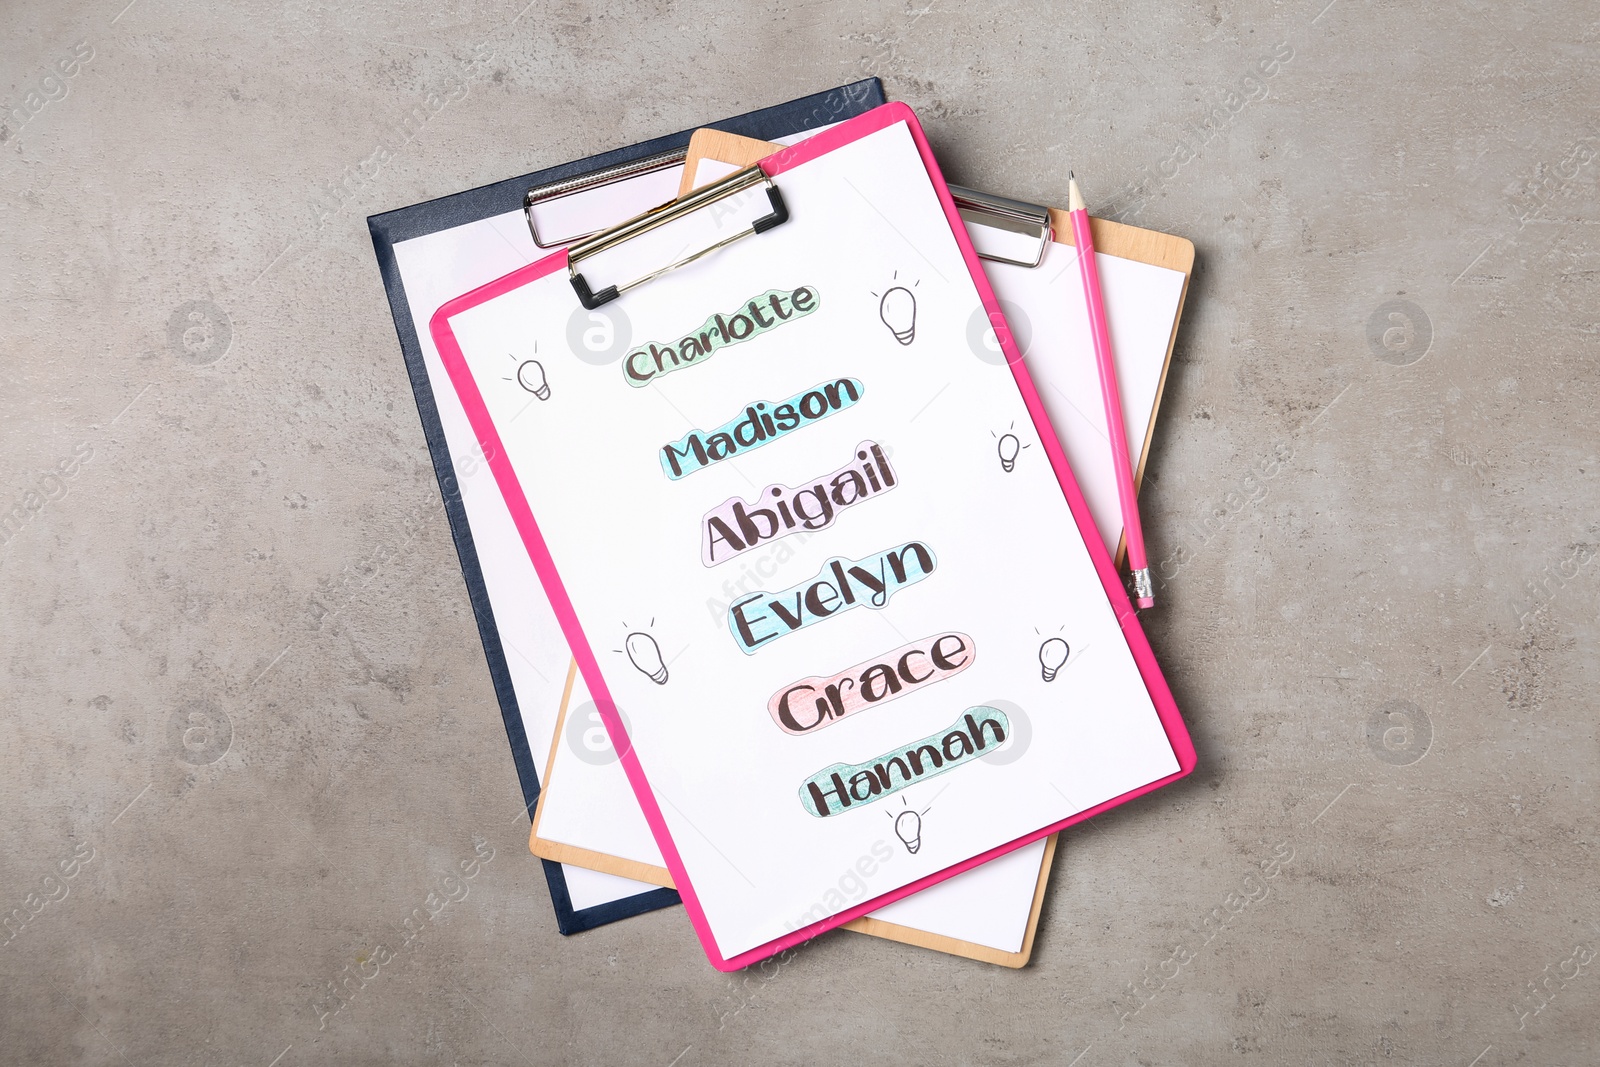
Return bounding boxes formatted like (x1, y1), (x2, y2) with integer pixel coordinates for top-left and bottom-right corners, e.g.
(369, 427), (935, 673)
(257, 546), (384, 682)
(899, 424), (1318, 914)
(2, 1), (1595, 1063)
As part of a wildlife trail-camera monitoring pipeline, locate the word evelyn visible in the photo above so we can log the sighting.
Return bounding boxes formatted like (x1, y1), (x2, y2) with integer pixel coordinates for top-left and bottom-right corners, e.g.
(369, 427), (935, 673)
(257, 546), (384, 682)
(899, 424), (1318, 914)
(660, 378), (863, 480)
(703, 441), (896, 565)
(728, 541), (936, 654)
(769, 633), (975, 735)
(624, 286), (819, 387)
(801, 708), (1010, 816)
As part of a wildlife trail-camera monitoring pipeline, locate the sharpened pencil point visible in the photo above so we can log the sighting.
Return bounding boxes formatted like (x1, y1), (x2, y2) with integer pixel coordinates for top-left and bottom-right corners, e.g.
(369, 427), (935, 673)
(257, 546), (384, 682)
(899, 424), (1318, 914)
(1067, 173), (1085, 213)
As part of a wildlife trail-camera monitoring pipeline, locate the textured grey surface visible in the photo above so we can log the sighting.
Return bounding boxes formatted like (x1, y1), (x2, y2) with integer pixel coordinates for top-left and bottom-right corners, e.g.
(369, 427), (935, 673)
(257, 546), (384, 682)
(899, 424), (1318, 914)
(2, 1), (1597, 1064)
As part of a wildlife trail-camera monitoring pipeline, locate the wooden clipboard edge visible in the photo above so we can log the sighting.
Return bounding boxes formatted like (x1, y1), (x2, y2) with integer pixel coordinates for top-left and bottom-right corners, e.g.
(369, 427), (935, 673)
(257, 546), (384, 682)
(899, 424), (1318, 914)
(528, 661), (581, 858)
(677, 129), (782, 196)
(840, 833), (1059, 968)
(529, 663), (677, 885)
(531, 655), (1054, 965)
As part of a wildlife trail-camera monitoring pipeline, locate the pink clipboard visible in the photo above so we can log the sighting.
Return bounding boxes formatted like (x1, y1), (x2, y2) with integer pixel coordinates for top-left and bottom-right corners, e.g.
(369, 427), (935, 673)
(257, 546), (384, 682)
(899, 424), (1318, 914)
(432, 102), (1196, 970)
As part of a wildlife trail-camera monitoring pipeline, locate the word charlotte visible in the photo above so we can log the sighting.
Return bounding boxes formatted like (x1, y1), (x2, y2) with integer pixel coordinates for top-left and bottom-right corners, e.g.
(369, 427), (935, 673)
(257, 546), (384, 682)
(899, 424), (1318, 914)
(625, 286), (818, 387)
(703, 441), (895, 564)
(728, 540), (935, 653)
(802, 709), (1010, 816)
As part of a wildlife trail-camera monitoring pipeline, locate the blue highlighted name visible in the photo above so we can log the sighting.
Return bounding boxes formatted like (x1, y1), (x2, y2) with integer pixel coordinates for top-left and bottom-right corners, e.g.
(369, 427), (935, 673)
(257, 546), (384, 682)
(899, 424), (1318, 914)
(727, 540), (937, 654)
(659, 378), (864, 480)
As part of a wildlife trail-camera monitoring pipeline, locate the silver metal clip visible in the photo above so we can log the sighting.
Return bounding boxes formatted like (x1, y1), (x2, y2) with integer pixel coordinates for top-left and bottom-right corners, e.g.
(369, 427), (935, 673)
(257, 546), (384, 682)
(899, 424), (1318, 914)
(948, 185), (1053, 268)
(523, 148), (688, 249)
(567, 164), (789, 309)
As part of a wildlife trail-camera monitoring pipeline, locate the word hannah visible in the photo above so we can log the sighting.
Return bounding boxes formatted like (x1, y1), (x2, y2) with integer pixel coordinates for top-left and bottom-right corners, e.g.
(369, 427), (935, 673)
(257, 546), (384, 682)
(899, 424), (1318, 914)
(801, 709), (1009, 817)
(312, 837), (494, 1030)
(1112, 841), (1294, 1030)
(1512, 941), (1594, 1030)
(660, 377), (862, 480)
(703, 441), (896, 565)
(0, 441), (94, 549)
(2, 841), (94, 948)
(769, 633), (974, 735)
(0, 40), (94, 145)
(728, 540), (936, 654)
(624, 286), (819, 387)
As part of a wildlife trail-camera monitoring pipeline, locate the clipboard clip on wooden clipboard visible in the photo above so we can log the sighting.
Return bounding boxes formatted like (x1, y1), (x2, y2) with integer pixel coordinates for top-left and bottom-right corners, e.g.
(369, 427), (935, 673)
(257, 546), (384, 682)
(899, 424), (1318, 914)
(947, 185), (1054, 268)
(564, 163), (790, 309)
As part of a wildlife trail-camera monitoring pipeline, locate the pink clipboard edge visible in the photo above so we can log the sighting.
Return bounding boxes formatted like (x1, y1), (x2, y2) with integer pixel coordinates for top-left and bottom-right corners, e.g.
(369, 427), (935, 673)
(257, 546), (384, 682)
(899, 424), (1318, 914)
(430, 101), (1196, 971)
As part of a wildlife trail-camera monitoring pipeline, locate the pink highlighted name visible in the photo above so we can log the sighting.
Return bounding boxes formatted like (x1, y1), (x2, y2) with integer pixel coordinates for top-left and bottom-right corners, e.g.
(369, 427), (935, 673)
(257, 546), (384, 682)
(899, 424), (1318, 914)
(767, 633), (975, 735)
(701, 441), (896, 567)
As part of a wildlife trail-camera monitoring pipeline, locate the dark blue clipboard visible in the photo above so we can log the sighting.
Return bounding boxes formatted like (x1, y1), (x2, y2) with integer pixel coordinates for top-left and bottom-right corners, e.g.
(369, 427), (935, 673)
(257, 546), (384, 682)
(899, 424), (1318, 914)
(367, 80), (885, 934)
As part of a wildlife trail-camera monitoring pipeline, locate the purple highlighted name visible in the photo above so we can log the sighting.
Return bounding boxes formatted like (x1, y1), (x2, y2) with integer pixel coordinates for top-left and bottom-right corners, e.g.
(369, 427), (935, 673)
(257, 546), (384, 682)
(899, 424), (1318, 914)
(701, 442), (897, 566)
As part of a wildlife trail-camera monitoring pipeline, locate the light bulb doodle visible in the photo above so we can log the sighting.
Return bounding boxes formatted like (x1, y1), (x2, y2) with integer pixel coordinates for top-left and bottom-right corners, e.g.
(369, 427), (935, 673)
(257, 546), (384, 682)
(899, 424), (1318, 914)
(516, 359), (551, 400)
(992, 421), (1029, 472)
(894, 809), (922, 854)
(624, 631), (668, 685)
(888, 797), (930, 854)
(1038, 637), (1070, 682)
(997, 433), (1021, 472)
(879, 286), (917, 345)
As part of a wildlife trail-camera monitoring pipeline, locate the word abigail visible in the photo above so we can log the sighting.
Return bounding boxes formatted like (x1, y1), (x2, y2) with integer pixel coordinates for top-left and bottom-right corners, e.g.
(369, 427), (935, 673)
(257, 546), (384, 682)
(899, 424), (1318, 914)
(702, 441), (896, 565)
(661, 378), (863, 480)
(728, 540), (936, 654)
(801, 708), (1010, 816)
(768, 633), (975, 735)
(624, 286), (819, 387)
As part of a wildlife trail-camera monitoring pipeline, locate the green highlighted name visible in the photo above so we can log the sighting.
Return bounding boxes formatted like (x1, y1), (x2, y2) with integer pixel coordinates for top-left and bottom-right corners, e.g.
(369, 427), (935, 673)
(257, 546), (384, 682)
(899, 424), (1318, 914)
(622, 286), (819, 387)
(800, 708), (1010, 817)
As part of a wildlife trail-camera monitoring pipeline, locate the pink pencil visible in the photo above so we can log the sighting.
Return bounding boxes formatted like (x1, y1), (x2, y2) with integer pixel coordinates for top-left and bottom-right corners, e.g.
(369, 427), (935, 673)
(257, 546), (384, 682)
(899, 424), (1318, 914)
(1068, 172), (1155, 609)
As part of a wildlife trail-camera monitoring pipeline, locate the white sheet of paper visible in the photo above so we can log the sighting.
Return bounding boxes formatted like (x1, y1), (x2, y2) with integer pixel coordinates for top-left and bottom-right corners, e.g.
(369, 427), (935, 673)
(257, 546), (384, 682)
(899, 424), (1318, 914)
(438, 119), (1181, 959)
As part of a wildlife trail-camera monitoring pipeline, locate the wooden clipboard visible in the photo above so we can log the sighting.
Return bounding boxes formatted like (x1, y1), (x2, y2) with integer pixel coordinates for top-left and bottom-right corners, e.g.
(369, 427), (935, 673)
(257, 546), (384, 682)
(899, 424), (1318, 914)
(523, 121), (1193, 969)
